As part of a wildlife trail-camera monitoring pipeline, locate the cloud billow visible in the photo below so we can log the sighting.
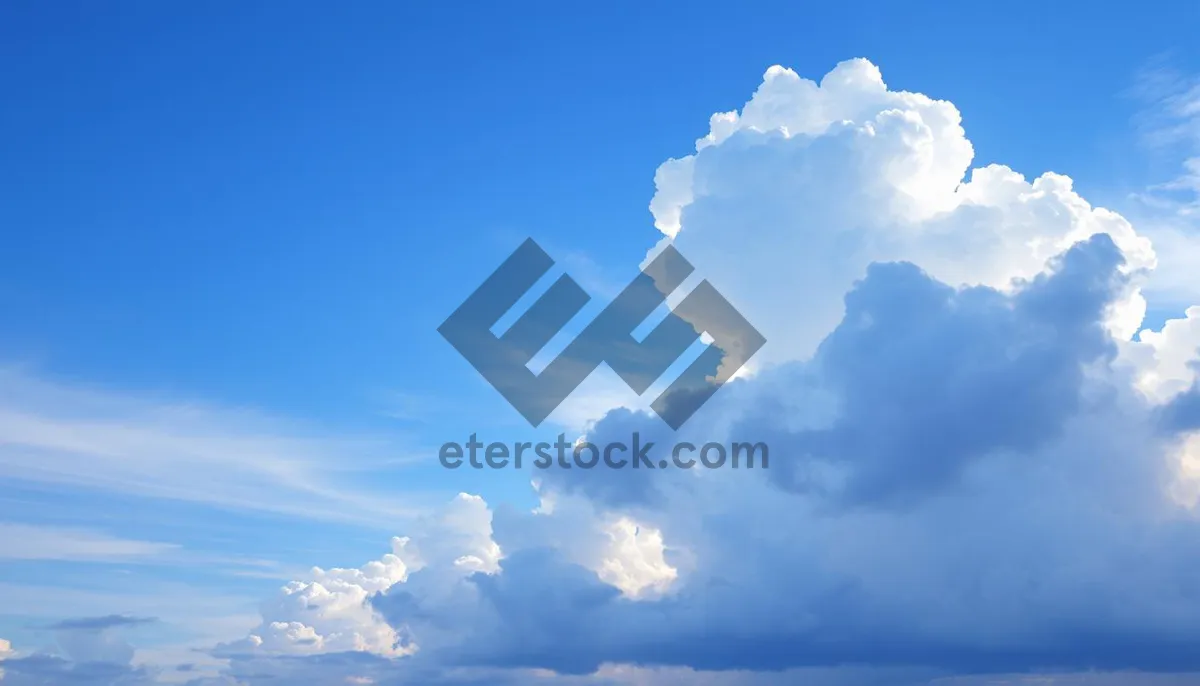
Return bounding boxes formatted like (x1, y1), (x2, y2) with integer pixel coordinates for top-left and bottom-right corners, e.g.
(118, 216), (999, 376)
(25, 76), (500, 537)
(395, 233), (1200, 678)
(769, 234), (1127, 507)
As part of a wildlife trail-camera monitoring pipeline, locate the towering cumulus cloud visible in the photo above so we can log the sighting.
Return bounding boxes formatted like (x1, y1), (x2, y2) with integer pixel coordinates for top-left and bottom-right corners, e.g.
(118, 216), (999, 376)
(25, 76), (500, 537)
(648, 58), (1155, 367)
(180, 59), (1200, 686)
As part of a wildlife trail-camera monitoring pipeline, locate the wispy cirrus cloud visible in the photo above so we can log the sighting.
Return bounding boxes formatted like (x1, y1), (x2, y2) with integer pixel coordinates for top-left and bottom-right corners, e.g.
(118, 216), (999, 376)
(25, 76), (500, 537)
(1124, 59), (1200, 307)
(0, 367), (437, 528)
(1133, 60), (1200, 213)
(0, 523), (178, 562)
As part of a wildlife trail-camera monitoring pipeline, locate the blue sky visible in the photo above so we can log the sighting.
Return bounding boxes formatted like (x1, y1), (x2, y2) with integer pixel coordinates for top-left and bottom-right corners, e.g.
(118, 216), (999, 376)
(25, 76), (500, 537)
(3, 2), (1200, 685)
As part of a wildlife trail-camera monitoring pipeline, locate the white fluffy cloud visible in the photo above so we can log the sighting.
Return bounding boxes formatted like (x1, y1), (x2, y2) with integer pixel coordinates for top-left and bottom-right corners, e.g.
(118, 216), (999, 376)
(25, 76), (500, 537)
(213, 493), (501, 661)
(218, 555), (411, 657)
(1122, 306), (1200, 402)
(649, 58), (1155, 366)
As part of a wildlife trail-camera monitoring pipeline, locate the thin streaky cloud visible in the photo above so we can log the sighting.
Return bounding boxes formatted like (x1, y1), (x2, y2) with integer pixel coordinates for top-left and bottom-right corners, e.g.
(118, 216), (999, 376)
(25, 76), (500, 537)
(0, 368), (439, 528)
